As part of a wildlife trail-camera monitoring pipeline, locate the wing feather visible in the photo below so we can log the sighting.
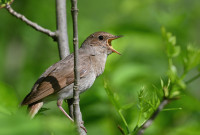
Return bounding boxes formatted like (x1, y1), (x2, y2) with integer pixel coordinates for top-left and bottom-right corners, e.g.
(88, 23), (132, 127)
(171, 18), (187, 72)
(21, 54), (91, 105)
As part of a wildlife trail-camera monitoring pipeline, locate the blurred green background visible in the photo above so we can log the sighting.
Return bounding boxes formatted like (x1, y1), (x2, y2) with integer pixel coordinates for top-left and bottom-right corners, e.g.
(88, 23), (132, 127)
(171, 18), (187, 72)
(0, 0), (200, 135)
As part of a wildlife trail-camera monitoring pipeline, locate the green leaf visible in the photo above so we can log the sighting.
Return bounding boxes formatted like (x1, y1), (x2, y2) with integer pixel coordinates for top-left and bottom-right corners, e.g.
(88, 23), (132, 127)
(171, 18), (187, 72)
(161, 79), (170, 97)
(168, 63), (178, 82)
(0, 0), (14, 9)
(104, 80), (120, 110)
(152, 84), (163, 100)
(177, 79), (186, 89)
(160, 78), (164, 88)
(104, 79), (130, 134)
(135, 87), (162, 134)
(183, 45), (200, 72)
(162, 107), (182, 111)
(170, 90), (181, 98)
(138, 87), (160, 120)
(121, 103), (135, 110)
(162, 27), (180, 58)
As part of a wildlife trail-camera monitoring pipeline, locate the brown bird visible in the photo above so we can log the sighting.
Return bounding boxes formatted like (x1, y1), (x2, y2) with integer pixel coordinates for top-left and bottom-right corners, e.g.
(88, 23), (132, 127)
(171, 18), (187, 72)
(21, 31), (122, 120)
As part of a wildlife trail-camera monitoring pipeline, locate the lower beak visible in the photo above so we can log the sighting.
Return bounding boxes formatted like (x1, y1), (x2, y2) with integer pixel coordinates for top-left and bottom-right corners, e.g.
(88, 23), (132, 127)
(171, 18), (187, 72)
(107, 35), (123, 55)
(109, 46), (121, 55)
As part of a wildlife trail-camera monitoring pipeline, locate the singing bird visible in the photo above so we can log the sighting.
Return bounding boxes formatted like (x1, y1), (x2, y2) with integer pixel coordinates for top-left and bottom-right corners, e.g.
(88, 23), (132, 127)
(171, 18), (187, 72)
(21, 32), (122, 119)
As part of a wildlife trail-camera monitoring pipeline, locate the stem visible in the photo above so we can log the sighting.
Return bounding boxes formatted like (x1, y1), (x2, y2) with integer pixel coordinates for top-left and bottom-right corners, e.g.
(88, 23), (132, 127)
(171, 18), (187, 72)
(118, 110), (129, 134)
(185, 73), (200, 84)
(137, 99), (169, 135)
(136, 111), (142, 127)
(6, 4), (57, 40)
(180, 70), (187, 81)
(71, 0), (86, 134)
(56, 0), (70, 59)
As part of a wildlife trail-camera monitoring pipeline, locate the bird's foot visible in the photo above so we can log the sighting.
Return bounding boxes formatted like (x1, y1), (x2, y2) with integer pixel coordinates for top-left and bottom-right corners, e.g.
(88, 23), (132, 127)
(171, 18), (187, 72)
(80, 125), (87, 133)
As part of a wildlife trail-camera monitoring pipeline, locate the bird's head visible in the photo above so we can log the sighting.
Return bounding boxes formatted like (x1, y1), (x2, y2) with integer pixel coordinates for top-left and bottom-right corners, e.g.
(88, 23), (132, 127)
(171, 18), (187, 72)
(82, 32), (122, 55)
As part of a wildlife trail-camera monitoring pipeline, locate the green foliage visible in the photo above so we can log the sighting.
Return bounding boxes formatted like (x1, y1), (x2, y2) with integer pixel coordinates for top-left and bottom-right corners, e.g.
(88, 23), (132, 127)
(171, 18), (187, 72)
(104, 80), (130, 134)
(104, 28), (200, 135)
(161, 27), (180, 58)
(0, 111), (76, 135)
(137, 88), (160, 120)
(132, 87), (161, 134)
(183, 45), (200, 72)
(162, 27), (180, 84)
(0, 83), (76, 135)
(0, 0), (14, 8)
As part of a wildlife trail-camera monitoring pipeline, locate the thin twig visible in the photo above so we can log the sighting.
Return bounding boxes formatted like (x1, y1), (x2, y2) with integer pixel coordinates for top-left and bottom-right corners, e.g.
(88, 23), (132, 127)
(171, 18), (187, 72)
(117, 125), (125, 135)
(185, 73), (200, 84)
(71, 0), (87, 134)
(56, 0), (70, 59)
(6, 4), (57, 40)
(137, 99), (170, 135)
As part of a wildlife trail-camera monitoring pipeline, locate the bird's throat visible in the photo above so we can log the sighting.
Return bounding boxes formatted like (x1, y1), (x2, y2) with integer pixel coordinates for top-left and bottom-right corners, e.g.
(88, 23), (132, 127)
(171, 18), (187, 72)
(90, 54), (107, 77)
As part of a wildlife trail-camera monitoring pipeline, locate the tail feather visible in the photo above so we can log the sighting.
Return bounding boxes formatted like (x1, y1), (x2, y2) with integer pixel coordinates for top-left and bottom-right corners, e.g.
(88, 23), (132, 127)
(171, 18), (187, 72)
(28, 102), (44, 119)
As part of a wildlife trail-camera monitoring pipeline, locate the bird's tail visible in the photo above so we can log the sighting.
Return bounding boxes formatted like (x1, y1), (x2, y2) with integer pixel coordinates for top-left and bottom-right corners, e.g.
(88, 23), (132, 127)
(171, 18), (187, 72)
(28, 102), (44, 119)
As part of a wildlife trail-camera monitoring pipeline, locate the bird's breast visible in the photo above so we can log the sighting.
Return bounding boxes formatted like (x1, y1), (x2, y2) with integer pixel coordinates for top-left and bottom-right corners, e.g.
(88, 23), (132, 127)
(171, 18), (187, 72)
(90, 54), (107, 77)
(57, 70), (96, 100)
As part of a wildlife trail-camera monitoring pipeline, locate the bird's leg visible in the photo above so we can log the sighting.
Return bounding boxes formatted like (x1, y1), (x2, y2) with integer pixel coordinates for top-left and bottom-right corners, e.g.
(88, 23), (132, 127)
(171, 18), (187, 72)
(57, 99), (87, 133)
(57, 99), (74, 122)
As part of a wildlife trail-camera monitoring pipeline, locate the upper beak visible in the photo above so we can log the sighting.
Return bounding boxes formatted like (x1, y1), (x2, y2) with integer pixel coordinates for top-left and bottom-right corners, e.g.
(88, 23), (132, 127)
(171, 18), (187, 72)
(107, 35), (123, 55)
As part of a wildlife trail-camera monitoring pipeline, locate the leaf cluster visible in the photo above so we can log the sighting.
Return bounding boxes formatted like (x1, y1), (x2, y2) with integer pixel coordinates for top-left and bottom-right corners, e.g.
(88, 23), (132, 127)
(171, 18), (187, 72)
(0, 0), (14, 8)
(104, 28), (200, 135)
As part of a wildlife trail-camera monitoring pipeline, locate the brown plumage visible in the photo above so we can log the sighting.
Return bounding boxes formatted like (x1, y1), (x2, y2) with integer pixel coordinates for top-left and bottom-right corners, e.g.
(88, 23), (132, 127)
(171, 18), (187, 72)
(21, 31), (122, 119)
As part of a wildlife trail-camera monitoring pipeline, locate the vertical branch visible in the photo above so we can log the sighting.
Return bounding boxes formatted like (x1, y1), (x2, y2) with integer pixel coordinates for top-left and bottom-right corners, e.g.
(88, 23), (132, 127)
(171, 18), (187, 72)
(71, 0), (87, 134)
(56, 0), (70, 59)
(56, 0), (74, 118)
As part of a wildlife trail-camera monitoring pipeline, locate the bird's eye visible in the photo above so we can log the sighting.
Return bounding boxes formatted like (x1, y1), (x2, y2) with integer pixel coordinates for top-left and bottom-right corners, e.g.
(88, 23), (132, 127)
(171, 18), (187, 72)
(98, 35), (104, 40)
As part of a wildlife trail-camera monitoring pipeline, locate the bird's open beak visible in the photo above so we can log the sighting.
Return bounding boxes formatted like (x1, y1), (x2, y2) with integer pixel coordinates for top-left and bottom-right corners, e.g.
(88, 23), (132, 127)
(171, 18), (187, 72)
(107, 35), (123, 55)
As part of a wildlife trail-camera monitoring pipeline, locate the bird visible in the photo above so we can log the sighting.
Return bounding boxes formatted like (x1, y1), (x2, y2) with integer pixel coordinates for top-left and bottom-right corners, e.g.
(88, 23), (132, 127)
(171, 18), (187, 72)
(21, 31), (122, 120)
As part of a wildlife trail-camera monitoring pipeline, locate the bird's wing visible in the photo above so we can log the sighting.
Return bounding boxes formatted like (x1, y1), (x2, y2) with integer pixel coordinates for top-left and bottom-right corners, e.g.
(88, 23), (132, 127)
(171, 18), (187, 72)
(21, 53), (91, 105)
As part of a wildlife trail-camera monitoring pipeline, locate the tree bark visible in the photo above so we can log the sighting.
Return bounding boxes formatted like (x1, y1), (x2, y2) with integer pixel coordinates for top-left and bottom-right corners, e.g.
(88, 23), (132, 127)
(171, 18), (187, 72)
(56, 0), (70, 59)
(56, 0), (75, 119)
(71, 0), (87, 134)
